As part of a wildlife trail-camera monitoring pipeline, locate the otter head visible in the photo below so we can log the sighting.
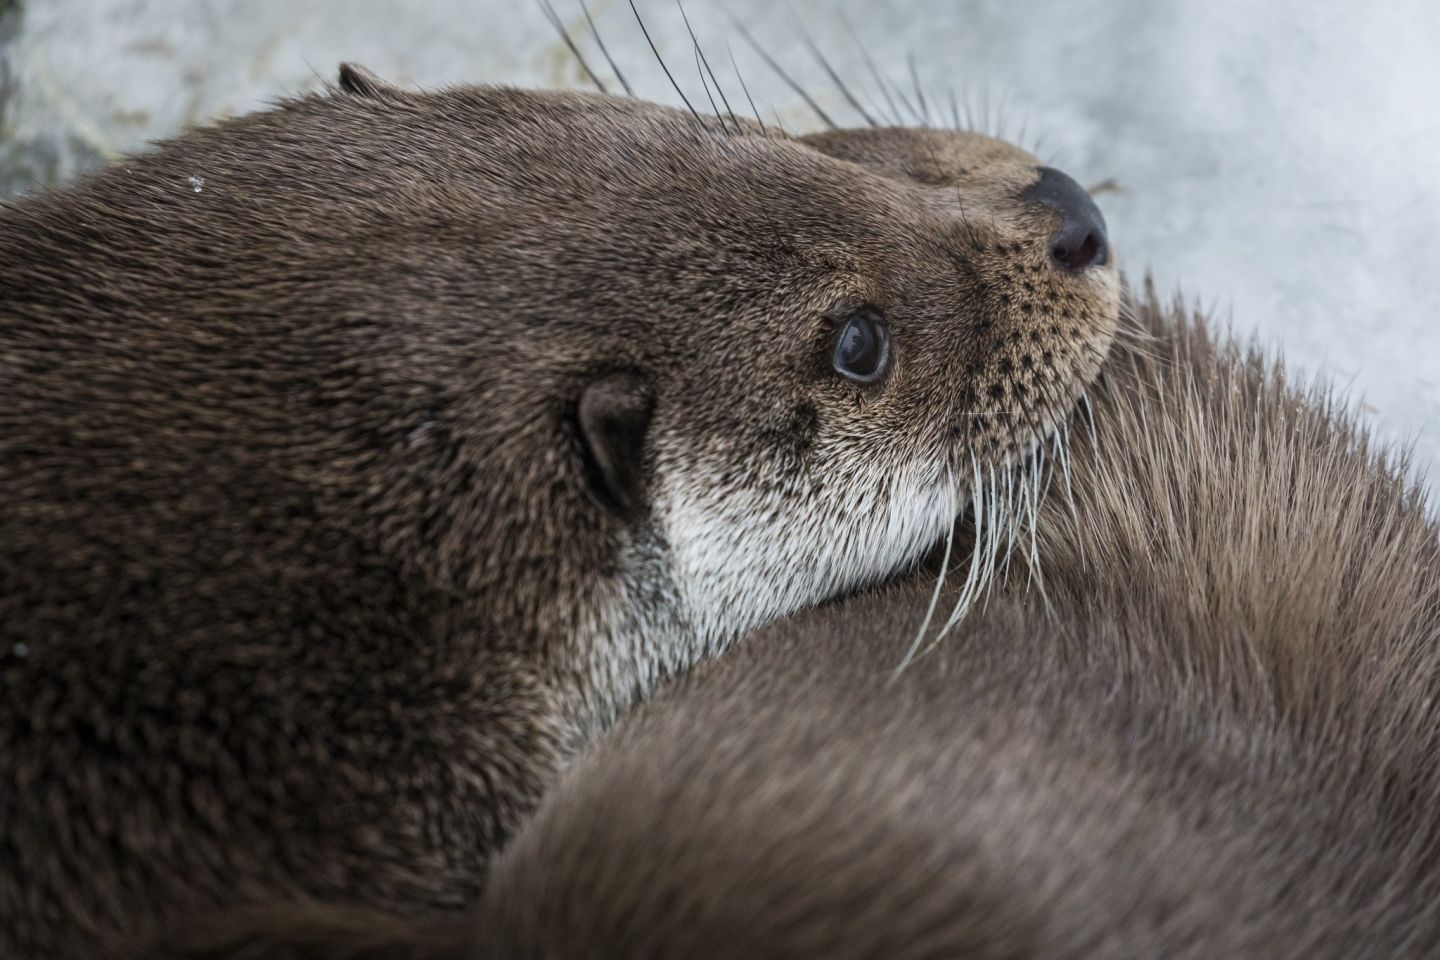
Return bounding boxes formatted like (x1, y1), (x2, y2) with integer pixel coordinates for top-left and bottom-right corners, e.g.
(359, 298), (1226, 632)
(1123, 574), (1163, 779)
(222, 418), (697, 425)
(313, 82), (1123, 726)
(396, 90), (1122, 723)
(635, 125), (1122, 684)
(315, 74), (1119, 729)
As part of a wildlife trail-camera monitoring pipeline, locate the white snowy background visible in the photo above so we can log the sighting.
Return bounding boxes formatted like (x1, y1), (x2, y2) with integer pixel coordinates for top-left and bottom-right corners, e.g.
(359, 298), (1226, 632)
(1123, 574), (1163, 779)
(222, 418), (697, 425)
(4, 0), (1437, 487)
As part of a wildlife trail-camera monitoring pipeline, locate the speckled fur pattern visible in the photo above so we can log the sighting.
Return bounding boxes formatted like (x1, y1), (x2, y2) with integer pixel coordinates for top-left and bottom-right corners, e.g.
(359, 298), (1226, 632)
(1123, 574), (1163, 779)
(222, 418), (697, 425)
(141, 293), (1440, 958)
(0, 74), (1117, 958)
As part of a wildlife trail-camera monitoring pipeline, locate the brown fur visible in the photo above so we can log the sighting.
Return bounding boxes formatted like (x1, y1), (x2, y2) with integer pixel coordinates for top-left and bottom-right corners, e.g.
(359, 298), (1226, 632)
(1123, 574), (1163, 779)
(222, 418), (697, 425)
(0, 74), (1117, 958)
(145, 290), (1440, 958)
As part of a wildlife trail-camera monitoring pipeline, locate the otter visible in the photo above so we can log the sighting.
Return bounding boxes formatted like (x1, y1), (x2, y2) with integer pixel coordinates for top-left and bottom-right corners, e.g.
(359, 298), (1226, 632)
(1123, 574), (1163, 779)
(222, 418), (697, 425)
(0, 65), (1119, 957)
(133, 289), (1440, 959)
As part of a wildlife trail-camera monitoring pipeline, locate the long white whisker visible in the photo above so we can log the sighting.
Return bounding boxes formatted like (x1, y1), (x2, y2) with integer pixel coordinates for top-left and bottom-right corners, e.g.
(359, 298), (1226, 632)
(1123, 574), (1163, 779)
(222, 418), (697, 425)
(997, 462), (1018, 588)
(980, 462), (1005, 613)
(935, 454), (986, 640)
(1058, 419), (1078, 523)
(892, 473), (956, 679)
(1024, 446), (1040, 587)
(955, 459), (988, 615)
(1025, 445), (1052, 610)
(1080, 391), (1099, 451)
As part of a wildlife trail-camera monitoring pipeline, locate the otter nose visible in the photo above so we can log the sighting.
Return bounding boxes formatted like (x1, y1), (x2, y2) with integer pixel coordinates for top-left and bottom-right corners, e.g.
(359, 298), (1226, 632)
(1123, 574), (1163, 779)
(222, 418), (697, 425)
(1021, 167), (1109, 272)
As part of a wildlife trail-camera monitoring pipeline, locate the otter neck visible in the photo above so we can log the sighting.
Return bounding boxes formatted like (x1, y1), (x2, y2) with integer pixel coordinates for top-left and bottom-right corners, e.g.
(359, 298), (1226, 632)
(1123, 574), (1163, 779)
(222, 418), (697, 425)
(547, 533), (703, 739)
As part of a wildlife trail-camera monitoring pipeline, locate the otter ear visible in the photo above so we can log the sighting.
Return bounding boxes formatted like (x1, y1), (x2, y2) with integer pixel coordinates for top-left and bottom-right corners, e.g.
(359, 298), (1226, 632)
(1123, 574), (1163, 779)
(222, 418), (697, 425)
(578, 373), (654, 521)
(337, 63), (401, 99)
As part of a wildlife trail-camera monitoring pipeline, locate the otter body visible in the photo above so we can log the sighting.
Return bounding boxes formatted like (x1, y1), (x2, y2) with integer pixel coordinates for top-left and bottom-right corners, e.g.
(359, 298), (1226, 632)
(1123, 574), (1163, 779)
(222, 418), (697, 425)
(0, 72), (1117, 957)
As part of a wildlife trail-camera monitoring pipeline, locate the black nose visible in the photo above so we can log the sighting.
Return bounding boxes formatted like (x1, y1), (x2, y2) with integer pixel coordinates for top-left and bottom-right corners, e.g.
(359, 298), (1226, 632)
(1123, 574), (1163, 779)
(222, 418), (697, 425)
(1021, 167), (1109, 272)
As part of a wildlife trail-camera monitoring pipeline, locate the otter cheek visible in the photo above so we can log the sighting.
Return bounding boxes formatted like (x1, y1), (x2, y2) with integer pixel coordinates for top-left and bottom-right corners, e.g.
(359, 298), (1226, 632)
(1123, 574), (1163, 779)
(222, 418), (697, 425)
(658, 462), (957, 651)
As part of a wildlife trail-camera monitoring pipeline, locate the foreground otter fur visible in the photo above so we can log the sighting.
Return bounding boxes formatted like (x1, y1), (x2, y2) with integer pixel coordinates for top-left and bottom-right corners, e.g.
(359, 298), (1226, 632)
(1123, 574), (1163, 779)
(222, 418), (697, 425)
(0, 68), (1118, 957)
(141, 292), (1440, 958)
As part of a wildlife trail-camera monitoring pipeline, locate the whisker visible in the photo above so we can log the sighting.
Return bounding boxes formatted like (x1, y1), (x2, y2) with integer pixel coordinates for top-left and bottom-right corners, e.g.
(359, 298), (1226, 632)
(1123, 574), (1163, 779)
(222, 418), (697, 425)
(679, 0), (740, 132)
(766, 95), (789, 136)
(1024, 442), (1051, 608)
(578, 0), (634, 96)
(725, 39), (766, 133)
(851, 73), (895, 130)
(841, 12), (905, 126)
(889, 70), (922, 124)
(1080, 392), (1100, 452)
(996, 463), (1012, 566)
(907, 52), (931, 126)
(935, 454), (987, 641)
(980, 462), (1008, 612)
(936, 459), (1001, 644)
(1060, 414), (1103, 564)
(693, 48), (732, 134)
(1114, 307), (1167, 342)
(1116, 305), (1168, 344)
(1031, 129), (1050, 162)
(1058, 418), (1080, 525)
(630, 0), (705, 127)
(997, 462), (1019, 588)
(1016, 109), (1030, 153)
(729, 14), (838, 130)
(800, 32), (879, 128)
(1110, 325), (1165, 349)
(893, 474), (957, 678)
(538, 0), (609, 94)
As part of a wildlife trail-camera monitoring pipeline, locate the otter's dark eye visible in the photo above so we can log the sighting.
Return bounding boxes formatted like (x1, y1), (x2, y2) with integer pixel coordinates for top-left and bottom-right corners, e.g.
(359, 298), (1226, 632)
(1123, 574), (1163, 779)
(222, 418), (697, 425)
(832, 310), (891, 384)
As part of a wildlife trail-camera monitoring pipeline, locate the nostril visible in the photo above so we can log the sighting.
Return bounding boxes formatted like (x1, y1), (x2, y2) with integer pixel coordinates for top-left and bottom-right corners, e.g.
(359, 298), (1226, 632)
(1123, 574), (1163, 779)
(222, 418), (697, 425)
(1021, 166), (1110, 273)
(1051, 222), (1107, 272)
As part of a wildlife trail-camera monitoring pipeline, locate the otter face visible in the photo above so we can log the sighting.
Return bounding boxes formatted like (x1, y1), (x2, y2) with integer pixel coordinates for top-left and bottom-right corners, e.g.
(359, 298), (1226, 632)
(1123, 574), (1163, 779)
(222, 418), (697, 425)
(634, 122), (1122, 667)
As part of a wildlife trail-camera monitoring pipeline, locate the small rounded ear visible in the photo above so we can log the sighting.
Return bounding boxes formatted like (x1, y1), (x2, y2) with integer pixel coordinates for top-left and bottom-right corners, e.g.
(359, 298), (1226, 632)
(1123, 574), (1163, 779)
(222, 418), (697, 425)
(578, 372), (655, 521)
(337, 63), (401, 99)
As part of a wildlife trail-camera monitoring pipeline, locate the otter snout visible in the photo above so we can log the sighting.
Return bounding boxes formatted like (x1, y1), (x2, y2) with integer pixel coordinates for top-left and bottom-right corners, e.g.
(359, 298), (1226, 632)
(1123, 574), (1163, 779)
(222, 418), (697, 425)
(1021, 166), (1109, 272)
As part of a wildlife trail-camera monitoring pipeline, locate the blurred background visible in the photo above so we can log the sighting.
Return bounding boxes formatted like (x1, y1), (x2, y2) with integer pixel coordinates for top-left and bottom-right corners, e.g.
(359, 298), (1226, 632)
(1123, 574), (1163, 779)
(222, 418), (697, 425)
(3, 0), (1437, 485)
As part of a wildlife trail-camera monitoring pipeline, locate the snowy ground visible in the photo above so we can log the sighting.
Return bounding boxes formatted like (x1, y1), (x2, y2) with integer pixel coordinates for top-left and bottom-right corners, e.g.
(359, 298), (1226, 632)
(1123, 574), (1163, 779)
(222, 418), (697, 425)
(4, 0), (1437, 487)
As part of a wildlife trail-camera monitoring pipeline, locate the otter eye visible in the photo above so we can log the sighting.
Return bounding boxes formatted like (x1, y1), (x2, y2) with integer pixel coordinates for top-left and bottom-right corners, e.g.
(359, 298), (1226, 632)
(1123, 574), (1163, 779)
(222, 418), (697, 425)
(832, 310), (891, 384)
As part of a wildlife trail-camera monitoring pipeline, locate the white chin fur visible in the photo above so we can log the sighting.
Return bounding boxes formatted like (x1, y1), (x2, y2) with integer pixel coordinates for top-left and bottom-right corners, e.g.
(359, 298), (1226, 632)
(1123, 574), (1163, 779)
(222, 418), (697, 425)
(658, 461), (959, 665)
